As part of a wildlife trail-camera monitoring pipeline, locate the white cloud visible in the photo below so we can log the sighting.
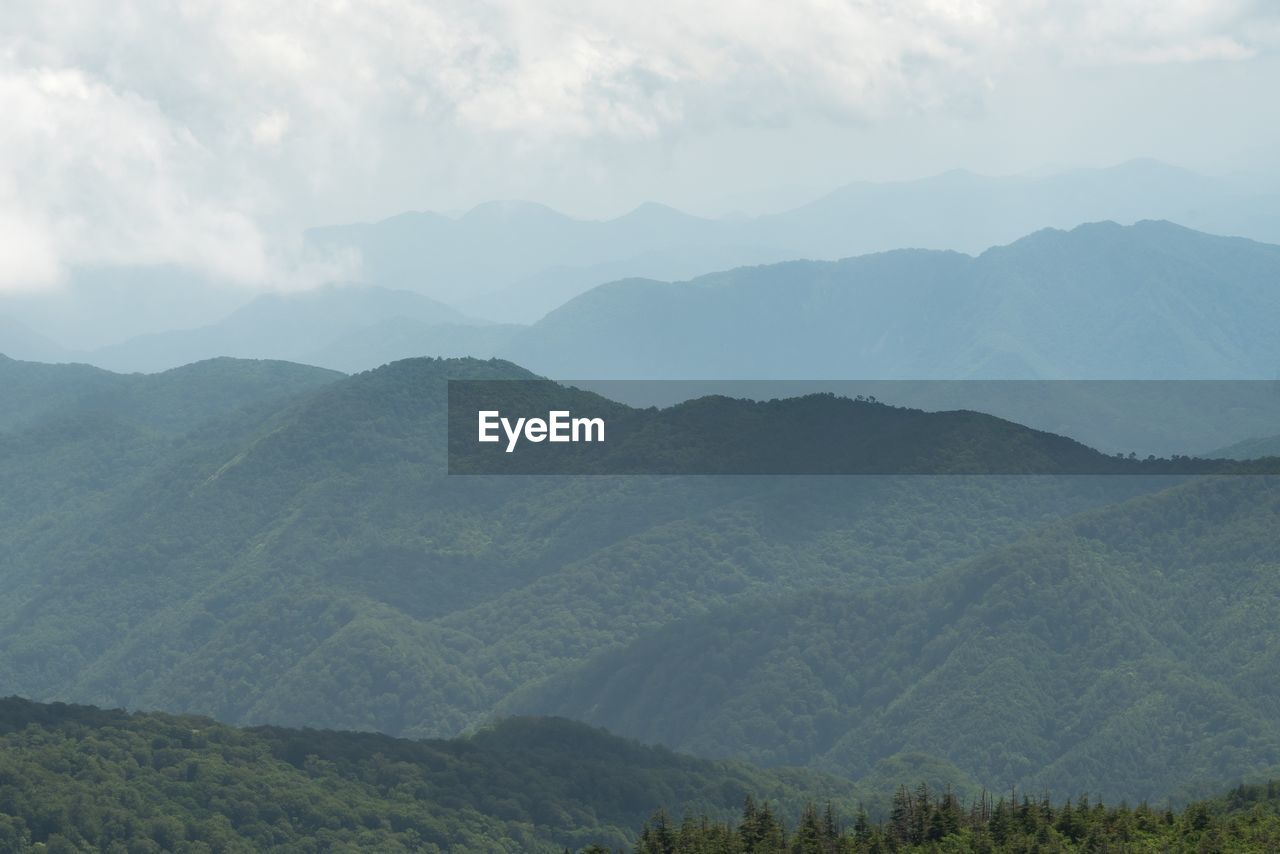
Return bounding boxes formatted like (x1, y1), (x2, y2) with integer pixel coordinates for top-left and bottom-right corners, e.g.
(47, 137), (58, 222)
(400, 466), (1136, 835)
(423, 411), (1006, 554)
(0, 0), (1275, 291)
(0, 63), (277, 292)
(252, 110), (292, 147)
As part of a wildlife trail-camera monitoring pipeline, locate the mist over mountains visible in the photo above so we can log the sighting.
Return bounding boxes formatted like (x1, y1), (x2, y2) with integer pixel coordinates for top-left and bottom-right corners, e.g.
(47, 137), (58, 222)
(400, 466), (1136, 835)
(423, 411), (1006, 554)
(87, 285), (484, 374)
(3, 154), (1280, 844)
(5, 219), (1280, 389)
(3, 159), (1279, 363)
(8, 0), (1280, 845)
(304, 159), (1280, 323)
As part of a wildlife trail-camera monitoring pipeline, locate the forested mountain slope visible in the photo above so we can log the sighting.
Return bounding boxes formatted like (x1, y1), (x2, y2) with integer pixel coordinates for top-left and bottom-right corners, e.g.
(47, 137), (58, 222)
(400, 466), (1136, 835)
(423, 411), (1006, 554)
(0, 697), (863, 852)
(0, 354), (341, 434)
(2, 696), (1277, 852)
(0, 357), (1173, 774)
(509, 474), (1280, 802)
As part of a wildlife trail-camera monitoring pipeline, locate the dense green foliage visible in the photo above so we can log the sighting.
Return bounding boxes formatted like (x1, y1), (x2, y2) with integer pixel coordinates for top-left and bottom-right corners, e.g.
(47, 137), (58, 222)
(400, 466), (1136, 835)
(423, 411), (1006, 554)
(513, 475), (1280, 802)
(1, 697), (1276, 852)
(0, 355), (340, 434)
(0, 697), (859, 852)
(2, 354), (1276, 806)
(630, 781), (1280, 853)
(0, 357), (1166, 753)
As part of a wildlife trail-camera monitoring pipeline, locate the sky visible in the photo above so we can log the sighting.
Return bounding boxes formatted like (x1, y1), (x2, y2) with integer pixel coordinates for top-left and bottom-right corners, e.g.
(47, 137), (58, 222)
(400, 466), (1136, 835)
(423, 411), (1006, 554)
(2, 0), (1279, 293)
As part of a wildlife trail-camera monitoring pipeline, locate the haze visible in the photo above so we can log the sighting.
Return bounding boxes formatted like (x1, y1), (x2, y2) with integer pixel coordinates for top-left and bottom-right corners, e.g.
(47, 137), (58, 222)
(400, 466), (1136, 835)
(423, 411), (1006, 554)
(3, 1), (1279, 298)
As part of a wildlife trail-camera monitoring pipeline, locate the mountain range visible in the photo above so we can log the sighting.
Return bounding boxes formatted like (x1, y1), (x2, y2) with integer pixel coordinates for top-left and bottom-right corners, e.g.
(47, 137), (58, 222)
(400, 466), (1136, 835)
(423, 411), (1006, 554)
(304, 159), (1280, 321)
(4, 159), (1279, 357)
(2, 354), (1276, 805)
(7, 220), (1280, 398)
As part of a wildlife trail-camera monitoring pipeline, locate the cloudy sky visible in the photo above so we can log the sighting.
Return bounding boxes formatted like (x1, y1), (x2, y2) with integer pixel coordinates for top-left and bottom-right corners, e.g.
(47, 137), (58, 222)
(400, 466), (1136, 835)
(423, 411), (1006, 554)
(2, 0), (1279, 292)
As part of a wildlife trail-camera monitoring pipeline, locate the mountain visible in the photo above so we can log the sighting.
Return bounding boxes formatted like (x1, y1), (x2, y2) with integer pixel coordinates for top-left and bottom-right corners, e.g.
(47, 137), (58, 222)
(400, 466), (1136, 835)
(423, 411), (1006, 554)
(6, 161), (1278, 349)
(0, 354), (341, 434)
(0, 358), (343, 587)
(0, 315), (72, 363)
(506, 474), (1280, 803)
(0, 697), (862, 852)
(7, 696), (1273, 852)
(0, 357), (1175, 775)
(0, 265), (250, 352)
(459, 241), (790, 324)
(304, 200), (767, 314)
(38, 220), (1280, 399)
(504, 221), (1280, 381)
(745, 159), (1280, 265)
(88, 284), (481, 373)
(4, 355), (1277, 802)
(278, 221), (1280, 394)
(1211, 433), (1280, 460)
(305, 161), (1280, 320)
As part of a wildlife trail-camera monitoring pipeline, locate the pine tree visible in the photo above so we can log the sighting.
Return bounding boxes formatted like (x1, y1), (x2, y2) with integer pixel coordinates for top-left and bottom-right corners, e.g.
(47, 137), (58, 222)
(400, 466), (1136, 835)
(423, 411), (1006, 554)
(888, 785), (913, 846)
(638, 808), (677, 854)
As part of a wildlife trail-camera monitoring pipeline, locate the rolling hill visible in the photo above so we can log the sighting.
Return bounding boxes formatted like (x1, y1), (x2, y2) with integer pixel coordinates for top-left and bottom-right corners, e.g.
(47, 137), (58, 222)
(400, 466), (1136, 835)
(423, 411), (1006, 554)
(506, 473), (1280, 803)
(1212, 433), (1280, 460)
(5, 696), (1275, 852)
(0, 356), (1181, 784)
(0, 354), (341, 434)
(0, 697), (862, 852)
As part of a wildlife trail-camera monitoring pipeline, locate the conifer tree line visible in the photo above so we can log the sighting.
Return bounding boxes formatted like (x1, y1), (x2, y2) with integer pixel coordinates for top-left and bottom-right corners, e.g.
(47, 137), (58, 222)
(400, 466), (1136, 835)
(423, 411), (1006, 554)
(610, 781), (1280, 853)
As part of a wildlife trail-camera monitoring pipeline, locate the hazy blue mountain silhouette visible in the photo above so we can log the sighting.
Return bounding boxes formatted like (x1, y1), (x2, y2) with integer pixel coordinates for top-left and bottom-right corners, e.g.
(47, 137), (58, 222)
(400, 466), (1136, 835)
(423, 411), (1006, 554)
(504, 220), (1280, 380)
(81, 219), (1280, 393)
(306, 160), (1280, 321)
(89, 284), (483, 373)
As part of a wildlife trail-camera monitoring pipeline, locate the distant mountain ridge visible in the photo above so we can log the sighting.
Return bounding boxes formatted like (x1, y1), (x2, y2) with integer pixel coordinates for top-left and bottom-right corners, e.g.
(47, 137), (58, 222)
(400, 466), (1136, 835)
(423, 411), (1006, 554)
(502, 220), (1280, 380)
(306, 159), (1280, 321)
(8, 220), (1280, 457)
(81, 284), (481, 373)
(5, 160), (1278, 354)
(46, 219), (1280, 386)
(0, 316), (72, 364)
